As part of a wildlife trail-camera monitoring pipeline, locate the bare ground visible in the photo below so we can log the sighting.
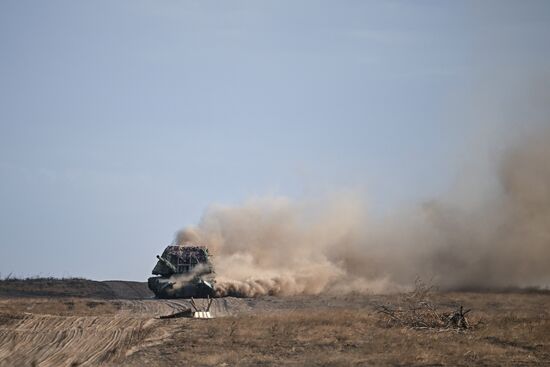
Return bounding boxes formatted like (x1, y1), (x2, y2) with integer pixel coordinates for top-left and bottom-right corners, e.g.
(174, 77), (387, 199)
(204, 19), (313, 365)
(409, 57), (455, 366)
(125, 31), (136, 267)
(0, 282), (548, 366)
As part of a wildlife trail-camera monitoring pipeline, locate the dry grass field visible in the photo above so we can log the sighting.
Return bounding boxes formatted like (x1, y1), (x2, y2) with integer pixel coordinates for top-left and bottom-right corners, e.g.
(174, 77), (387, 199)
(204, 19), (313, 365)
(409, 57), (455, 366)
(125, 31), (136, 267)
(0, 280), (549, 366)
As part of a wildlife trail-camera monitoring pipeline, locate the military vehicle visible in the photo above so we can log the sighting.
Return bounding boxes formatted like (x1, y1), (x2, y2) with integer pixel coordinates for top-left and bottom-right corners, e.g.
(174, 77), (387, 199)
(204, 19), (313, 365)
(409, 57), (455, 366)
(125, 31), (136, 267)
(147, 245), (216, 298)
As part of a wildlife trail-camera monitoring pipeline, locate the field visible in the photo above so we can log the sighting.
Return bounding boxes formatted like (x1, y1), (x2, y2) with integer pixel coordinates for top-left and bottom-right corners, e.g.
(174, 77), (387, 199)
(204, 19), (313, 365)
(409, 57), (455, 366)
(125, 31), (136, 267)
(0, 279), (549, 366)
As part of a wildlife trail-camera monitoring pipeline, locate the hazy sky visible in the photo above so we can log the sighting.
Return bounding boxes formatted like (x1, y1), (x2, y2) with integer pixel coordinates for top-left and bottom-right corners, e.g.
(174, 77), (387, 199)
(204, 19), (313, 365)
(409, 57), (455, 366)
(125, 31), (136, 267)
(1, 1), (549, 280)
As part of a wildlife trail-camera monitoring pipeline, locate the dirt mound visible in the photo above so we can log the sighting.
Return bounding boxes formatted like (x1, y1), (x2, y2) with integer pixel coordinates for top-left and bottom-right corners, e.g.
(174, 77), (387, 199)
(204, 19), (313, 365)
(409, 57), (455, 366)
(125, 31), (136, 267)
(103, 281), (153, 299)
(0, 278), (152, 299)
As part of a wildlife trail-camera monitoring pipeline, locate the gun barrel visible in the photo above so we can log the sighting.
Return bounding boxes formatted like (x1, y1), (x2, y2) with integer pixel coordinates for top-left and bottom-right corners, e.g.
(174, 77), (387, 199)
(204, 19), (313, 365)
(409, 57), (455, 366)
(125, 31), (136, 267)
(156, 255), (177, 273)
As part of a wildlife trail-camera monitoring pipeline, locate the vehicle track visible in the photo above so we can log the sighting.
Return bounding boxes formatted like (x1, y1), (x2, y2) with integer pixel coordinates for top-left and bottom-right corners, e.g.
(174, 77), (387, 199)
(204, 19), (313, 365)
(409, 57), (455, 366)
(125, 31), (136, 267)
(0, 298), (236, 367)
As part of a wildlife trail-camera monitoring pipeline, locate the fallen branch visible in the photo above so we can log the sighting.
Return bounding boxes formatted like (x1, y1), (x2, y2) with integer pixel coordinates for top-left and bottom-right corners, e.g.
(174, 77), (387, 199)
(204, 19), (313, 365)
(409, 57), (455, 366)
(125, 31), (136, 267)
(375, 278), (472, 331)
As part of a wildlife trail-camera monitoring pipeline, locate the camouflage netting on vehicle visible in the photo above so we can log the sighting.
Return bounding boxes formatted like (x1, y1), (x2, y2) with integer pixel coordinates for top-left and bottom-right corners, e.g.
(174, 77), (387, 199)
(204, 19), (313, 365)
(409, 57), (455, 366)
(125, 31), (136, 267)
(148, 245), (216, 299)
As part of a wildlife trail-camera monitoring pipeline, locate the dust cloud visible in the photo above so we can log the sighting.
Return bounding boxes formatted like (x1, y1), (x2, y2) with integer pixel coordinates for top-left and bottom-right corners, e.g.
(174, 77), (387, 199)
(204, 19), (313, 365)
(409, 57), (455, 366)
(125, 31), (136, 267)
(176, 127), (550, 296)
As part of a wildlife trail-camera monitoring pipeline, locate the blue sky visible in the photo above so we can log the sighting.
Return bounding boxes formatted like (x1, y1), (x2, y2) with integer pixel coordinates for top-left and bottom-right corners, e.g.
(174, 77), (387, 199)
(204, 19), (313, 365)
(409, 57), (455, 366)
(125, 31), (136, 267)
(1, 1), (549, 280)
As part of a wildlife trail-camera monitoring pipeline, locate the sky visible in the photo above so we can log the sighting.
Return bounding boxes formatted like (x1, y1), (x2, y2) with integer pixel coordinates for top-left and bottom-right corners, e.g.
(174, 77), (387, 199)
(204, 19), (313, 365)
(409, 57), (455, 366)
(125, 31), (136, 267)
(1, 1), (549, 280)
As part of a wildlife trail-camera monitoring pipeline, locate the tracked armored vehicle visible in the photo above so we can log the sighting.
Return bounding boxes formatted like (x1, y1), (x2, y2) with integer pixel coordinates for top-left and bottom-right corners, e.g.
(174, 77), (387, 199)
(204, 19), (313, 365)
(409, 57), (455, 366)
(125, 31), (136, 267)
(147, 245), (215, 298)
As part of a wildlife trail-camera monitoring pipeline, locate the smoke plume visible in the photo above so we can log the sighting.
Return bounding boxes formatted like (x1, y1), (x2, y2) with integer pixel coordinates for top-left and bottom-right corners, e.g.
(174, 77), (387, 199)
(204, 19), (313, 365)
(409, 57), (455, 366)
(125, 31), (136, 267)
(176, 127), (550, 296)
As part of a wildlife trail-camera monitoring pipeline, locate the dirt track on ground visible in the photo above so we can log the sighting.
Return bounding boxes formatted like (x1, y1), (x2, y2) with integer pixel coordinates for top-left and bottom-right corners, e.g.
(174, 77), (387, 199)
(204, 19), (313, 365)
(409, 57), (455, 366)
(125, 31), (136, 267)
(0, 298), (242, 366)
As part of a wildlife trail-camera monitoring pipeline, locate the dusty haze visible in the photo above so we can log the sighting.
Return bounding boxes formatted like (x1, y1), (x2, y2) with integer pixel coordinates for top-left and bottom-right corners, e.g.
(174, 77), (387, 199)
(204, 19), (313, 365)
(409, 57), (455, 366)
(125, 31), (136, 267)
(176, 126), (550, 296)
